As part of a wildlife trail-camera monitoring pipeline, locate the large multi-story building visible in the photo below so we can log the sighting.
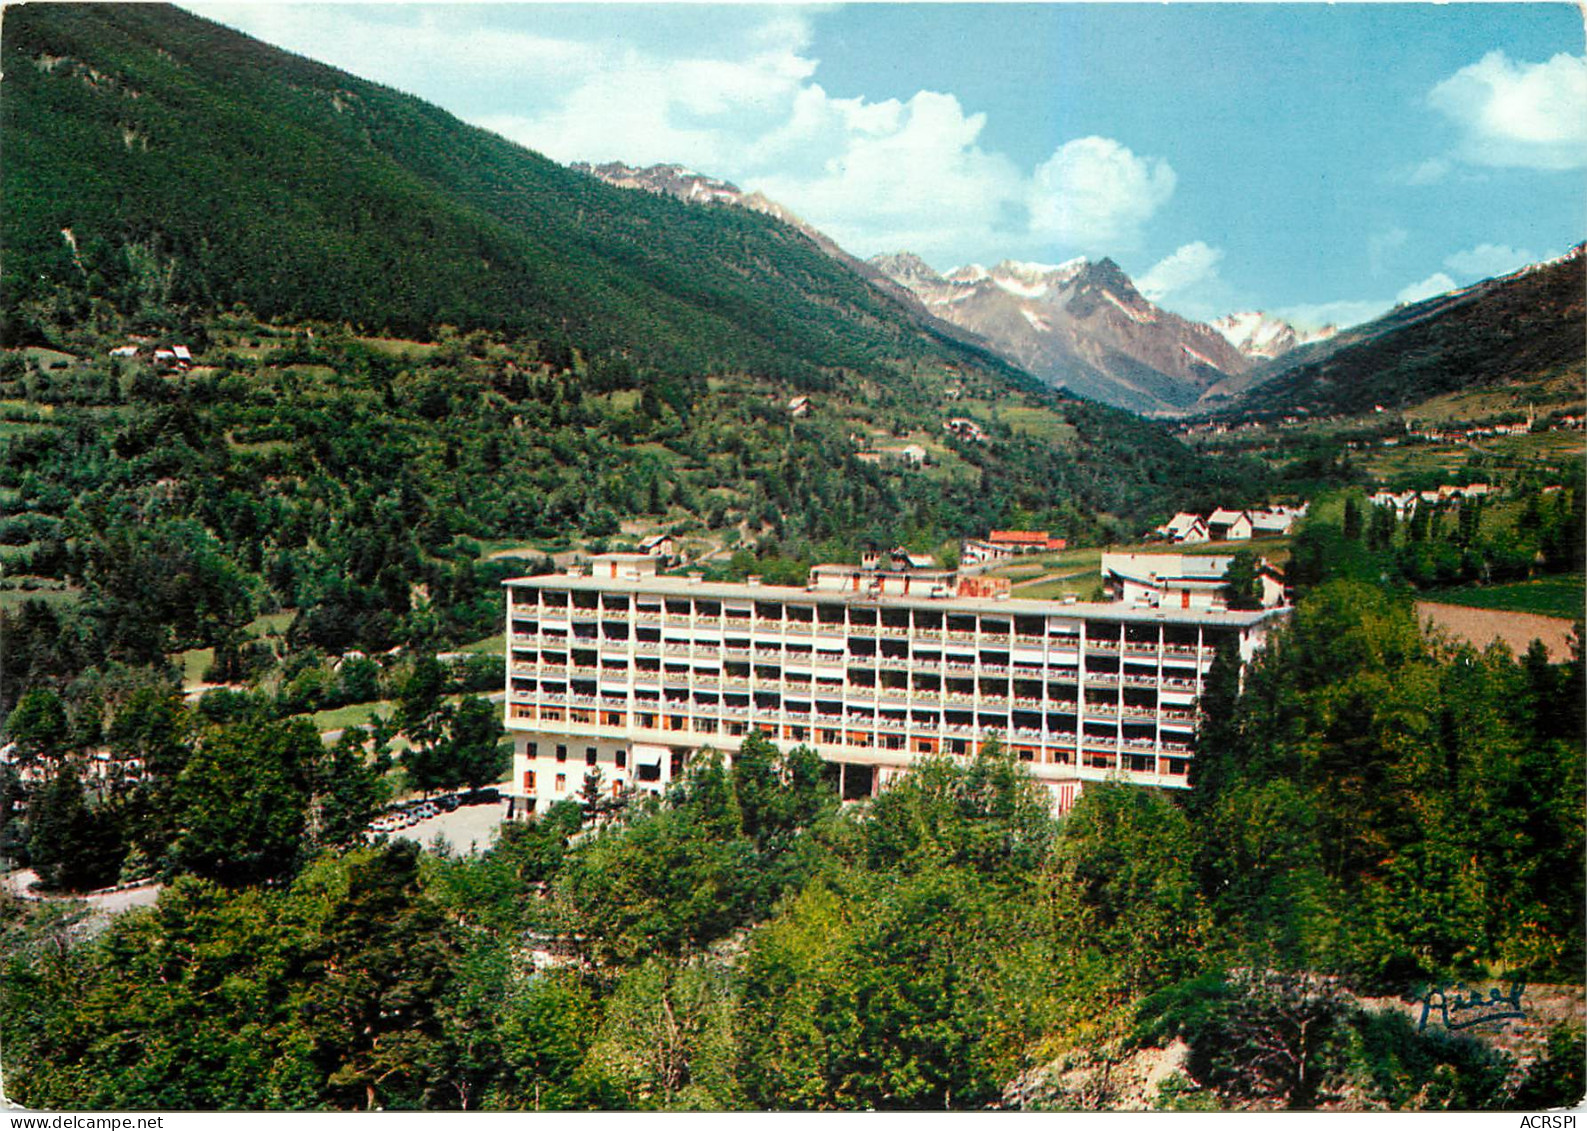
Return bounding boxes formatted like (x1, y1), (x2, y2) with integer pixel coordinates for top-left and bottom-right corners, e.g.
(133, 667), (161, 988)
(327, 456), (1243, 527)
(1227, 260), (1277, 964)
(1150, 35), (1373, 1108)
(502, 555), (1287, 817)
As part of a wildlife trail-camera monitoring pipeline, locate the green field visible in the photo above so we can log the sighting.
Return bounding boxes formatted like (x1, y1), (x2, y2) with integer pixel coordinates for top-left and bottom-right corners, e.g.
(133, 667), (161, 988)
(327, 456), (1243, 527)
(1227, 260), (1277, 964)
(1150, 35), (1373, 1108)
(1424, 574), (1584, 621)
(1012, 570), (1102, 601)
(173, 609), (296, 688)
(302, 699), (395, 735)
(458, 633), (504, 655)
(0, 584), (82, 611)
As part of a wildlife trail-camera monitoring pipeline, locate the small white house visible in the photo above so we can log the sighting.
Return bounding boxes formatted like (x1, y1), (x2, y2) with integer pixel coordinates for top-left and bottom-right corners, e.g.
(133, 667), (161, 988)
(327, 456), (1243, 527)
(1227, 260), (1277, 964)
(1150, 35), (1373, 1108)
(961, 538), (1014, 566)
(1158, 512), (1210, 544)
(637, 533), (675, 561)
(1207, 508), (1254, 541)
(1249, 509), (1296, 537)
(590, 553), (659, 581)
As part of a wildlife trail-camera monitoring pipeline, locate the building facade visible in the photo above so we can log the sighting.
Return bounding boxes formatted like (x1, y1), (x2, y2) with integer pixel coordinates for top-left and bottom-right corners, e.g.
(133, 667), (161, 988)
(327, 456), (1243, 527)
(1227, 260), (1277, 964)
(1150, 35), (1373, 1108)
(503, 563), (1285, 816)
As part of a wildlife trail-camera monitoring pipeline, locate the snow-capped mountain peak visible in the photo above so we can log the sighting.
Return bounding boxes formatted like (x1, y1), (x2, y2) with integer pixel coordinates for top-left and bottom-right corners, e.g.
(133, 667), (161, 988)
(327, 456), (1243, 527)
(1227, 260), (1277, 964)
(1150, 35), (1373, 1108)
(1210, 311), (1336, 360)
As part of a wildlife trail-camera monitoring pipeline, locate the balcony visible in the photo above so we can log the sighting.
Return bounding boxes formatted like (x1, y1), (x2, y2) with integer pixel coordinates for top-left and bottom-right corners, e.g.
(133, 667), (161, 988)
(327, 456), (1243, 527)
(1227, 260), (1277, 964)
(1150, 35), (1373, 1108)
(878, 625), (911, 638)
(1014, 634), (1045, 647)
(633, 611), (661, 625)
(946, 630), (976, 643)
(1085, 637), (1121, 652)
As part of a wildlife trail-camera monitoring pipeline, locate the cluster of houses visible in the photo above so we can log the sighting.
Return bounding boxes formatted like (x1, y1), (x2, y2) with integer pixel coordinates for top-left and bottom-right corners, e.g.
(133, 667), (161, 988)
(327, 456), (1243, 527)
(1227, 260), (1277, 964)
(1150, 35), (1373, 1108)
(0, 743), (145, 791)
(1154, 503), (1308, 544)
(1368, 483), (1492, 521)
(1408, 421), (1531, 444)
(109, 343), (194, 370)
(943, 417), (988, 443)
(961, 529), (1068, 566)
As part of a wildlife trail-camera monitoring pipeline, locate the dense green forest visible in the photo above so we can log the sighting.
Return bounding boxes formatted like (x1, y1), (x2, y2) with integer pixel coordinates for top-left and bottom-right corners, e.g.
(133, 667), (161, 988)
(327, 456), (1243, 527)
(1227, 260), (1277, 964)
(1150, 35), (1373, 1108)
(0, 312), (1264, 724)
(1, 1), (1581, 1113)
(3, 1), (1005, 381)
(1209, 247), (1584, 420)
(3, 556), (1583, 1109)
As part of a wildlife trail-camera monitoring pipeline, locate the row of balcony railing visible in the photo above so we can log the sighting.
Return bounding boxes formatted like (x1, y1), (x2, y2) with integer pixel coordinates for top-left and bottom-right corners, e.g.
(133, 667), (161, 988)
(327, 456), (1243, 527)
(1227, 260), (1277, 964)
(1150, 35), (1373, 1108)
(511, 700), (1194, 758)
(511, 656), (1207, 683)
(512, 628), (1214, 663)
(513, 687), (1197, 732)
(511, 659), (1201, 693)
(515, 612), (1214, 652)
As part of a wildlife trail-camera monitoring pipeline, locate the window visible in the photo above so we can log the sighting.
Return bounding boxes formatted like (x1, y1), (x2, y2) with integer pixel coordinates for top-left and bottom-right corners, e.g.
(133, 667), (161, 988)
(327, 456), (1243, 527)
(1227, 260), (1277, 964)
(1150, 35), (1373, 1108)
(527, 741), (538, 759)
(556, 744), (567, 762)
(555, 774), (567, 791)
(586, 746), (597, 766)
(523, 770), (536, 790)
(616, 749), (627, 768)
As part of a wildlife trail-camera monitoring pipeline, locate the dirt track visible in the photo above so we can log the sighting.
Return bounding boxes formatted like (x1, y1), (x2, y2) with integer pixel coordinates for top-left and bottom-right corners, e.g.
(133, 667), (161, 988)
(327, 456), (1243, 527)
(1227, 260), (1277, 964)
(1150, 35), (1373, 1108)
(1416, 602), (1577, 662)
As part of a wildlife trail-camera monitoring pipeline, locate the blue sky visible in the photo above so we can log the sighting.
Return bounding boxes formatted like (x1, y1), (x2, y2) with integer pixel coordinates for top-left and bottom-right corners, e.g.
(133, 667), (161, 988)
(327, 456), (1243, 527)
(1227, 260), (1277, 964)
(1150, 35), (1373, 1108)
(195, 3), (1586, 329)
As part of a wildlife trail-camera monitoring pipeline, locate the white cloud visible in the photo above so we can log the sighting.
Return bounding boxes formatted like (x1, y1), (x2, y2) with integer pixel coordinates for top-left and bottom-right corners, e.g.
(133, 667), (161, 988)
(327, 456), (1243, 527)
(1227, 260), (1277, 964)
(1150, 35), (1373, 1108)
(194, 4), (1179, 267)
(1405, 157), (1452, 185)
(1428, 50), (1587, 170)
(1277, 299), (1393, 333)
(1028, 137), (1176, 252)
(1397, 272), (1458, 304)
(752, 89), (1025, 261)
(1444, 243), (1536, 278)
(1139, 242), (1223, 301)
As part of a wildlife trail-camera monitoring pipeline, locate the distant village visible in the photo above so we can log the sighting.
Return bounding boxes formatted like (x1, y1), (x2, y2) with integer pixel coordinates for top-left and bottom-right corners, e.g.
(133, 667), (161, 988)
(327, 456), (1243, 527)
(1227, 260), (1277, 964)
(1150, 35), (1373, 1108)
(1151, 503), (1307, 544)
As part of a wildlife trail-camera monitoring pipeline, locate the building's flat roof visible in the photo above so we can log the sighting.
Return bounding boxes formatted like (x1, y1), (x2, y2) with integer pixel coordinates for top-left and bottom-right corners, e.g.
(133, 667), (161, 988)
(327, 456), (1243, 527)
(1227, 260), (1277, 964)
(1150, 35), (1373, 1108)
(503, 573), (1282, 628)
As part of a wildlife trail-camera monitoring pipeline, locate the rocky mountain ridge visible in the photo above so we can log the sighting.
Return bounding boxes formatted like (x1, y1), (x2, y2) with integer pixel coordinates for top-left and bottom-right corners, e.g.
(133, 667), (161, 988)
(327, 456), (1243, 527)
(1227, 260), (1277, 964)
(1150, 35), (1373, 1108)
(870, 254), (1254, 416)
(1211, 310), (1337, 360)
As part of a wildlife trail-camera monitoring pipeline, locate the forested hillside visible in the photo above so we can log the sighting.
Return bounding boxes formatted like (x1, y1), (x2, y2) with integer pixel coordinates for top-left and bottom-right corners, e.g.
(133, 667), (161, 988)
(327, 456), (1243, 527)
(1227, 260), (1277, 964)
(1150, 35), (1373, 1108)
(1200, 248), (1586, 419)
(3, 567), (1582, 1110)
(3, 2), (1001, 382)
(0, 4), (1275, 727)
(1, 2), (1581, 1113)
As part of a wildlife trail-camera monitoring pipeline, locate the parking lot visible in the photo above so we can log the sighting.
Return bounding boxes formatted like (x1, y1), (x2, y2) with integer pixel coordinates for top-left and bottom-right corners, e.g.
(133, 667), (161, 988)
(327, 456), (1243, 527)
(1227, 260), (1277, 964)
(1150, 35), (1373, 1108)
(373, 796), (511, 855)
